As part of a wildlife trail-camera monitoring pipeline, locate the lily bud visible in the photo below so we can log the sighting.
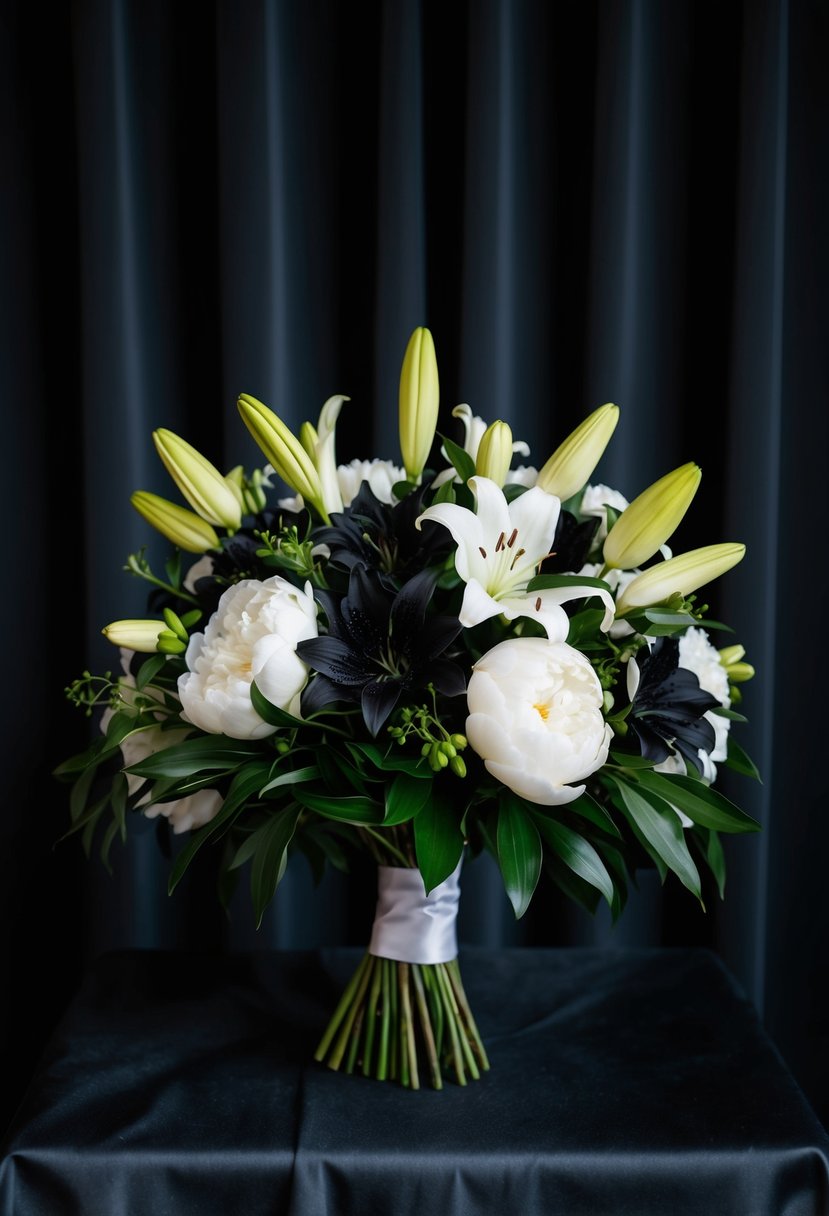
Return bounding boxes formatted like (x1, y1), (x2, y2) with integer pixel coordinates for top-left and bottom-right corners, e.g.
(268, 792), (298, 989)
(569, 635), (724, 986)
(310, 395), (347, 516)
(603, 462), (702, 570)
(399, 327), (439, 482)
(153, 429), (242, 530)
(131, 491), (221, 553)
(101, 619), (165, 653)
(475, 421), (514, 486)
(719, 646), (755, 684)
(237, 394), (327, 520)
(226, 465), (268, 515)
(536, 403), (619, 501)
(616, 543), (746, 614)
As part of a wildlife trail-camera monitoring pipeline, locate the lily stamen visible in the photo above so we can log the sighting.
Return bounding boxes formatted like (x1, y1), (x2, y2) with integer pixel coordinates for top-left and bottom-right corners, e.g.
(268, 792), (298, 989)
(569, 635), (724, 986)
(510, 548), (526, 570)
(496, 531), (506, 552)
(479, 546), (487, 559)
(507, 528), (518, 548)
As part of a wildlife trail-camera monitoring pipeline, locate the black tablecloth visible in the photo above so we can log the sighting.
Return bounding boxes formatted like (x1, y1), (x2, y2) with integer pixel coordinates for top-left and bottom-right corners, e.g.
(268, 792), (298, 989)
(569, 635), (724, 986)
(1, 947), (827, 1215)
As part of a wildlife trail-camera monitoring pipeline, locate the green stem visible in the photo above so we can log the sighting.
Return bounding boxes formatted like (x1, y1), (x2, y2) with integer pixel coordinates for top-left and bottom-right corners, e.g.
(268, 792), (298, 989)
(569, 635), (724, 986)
(438, 962), (479, 1081)
(435, 964), (466, 1086)
(447, 959), (490, 1071)
(129, 567), (200, 607)
(412, 963), (442, 1090)
(398, 964), (410, 1088)
(314, 952), (370, 1062)
(327, 953), (374, 1071)
(362, 953), (383, 1077)
(377, 958), (391, 1081)
(360, 828), (411, 867)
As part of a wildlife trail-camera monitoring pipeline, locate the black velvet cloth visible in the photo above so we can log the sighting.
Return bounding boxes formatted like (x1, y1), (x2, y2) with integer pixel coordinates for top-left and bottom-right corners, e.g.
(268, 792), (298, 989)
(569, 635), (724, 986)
(1, 948), (827, 1216)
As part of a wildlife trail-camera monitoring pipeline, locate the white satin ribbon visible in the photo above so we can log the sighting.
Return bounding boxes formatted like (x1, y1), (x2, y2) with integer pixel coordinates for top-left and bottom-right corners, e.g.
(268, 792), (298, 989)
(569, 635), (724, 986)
(368, 863), (461, 964)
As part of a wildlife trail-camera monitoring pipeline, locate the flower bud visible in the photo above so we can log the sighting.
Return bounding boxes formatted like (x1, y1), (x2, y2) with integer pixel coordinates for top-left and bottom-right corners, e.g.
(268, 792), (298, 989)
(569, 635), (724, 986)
(101, 619), (165, 653)
(719, 645), (755, 684)
(225, 465), (268, 515)
(536, 403), (619, 501)
(603, 462), (701, 570)
(399, 327), (439, 482)
(237, 394), (327, 519)
(153, 429), (242, 529)
(475, 421), (514, 485)
(131, 491), (221, 554)
(615, 543), (746, 614)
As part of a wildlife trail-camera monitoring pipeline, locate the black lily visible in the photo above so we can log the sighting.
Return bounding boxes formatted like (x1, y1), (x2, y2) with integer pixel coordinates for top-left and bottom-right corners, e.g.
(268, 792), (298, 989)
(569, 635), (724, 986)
(297, 565), (466, 735)
(627, 636), (721, 775)
(540, 508), (601, 575)
(312, 482), (452, 583)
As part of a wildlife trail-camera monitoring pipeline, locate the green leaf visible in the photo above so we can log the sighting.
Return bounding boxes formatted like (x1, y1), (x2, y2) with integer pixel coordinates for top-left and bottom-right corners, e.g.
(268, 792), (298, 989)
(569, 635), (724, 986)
(326, 749), (375, 797)
(247, 807), (302, 926)
(168, 763), (270, 894)
(439, 433), (476, 483)
(608, 750), (657, 771)
(294, 789), (383, 824)
(392, 480), (418, 500)
(135, 653), (167, 691)
(346, 741), (431, 777)
(69, 764), (98, 823)
(496, 794), (542, 918)
(413, 786), (465, 894)
(723, 737), (762, 782)
(611, 778), (702, 900)
(250, 681), (305, 729)
(259, 765), (320, 796)
(710, 706), (748, 723)
(565, 792), (622, 838)
(634, 771), (761, 834)
(543, 855), (601, 916)
(704, 828), (726, 899)
(565, 607), (609, 648)
(432, 478), (457, 505)
(533, 814), (615, 906)
(127, 734), (261, 779)
(384, 773), (432, 825)
(53, 736), (108, 780)
(526, 573), (613, 594)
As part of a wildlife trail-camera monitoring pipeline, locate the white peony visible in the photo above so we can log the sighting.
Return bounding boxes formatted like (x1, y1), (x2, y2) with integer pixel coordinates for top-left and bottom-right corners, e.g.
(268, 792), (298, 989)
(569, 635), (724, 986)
(673, 626), (731, 781)
(178, 576), (319, 740)
(505, 465), (538, 488)
(465, 636), (612, 806)
(580, 483), (630, 545)
(100, 695), (223, 836)
(279, 458), (404, 512)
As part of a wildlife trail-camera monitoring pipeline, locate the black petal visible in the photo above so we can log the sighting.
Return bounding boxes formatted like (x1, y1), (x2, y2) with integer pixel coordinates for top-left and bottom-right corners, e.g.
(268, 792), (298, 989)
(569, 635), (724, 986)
(361, 680), (404, 736)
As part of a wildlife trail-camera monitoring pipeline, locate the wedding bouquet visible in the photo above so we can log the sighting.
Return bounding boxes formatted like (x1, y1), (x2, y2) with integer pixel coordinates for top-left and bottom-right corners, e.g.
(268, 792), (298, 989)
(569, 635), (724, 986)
(56, 328), (759, 1090)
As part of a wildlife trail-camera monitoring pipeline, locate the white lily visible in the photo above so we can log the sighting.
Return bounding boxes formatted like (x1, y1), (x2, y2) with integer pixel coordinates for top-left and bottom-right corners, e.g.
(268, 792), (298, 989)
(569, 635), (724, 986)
(416, 476), (615, 640)
(305, 395), (348, 516)
(434, 404), (531, 487)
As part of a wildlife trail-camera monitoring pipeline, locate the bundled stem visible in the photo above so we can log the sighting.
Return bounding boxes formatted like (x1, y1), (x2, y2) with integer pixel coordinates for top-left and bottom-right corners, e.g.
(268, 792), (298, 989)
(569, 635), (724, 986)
(315, 951), (489, 1089)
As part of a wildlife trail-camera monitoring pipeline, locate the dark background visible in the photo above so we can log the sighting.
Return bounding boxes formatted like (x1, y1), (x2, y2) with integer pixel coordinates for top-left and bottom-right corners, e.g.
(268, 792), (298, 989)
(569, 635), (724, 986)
(2, 0), (828, 1132)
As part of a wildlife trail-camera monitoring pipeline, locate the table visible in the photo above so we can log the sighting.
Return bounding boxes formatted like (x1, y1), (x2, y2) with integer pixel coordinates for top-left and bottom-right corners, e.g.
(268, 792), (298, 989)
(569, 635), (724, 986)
(1, 948), (827, 1215)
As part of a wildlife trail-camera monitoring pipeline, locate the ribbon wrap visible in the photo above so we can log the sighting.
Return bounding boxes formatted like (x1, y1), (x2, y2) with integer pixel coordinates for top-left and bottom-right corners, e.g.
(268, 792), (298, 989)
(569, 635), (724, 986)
(368, 864), (461, 964)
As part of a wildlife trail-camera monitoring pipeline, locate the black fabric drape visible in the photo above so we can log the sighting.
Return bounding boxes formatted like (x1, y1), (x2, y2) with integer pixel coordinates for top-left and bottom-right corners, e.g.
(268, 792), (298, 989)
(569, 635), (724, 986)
(2, 0), (827, 1132)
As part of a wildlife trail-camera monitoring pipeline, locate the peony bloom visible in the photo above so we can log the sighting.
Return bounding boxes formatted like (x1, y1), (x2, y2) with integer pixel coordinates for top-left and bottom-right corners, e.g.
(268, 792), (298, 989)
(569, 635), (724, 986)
(100, 676), (223, 835)
(671, 626), (731, 781)
(579, 483), (630, 546)
(279, 458), (404, 513)
(465, 636), (612, 805)
(178, 576), (319, 740)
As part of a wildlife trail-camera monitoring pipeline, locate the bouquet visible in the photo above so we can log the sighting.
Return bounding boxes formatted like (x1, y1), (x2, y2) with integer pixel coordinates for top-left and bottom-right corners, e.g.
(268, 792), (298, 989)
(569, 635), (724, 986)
(57, 327), (759, 1090)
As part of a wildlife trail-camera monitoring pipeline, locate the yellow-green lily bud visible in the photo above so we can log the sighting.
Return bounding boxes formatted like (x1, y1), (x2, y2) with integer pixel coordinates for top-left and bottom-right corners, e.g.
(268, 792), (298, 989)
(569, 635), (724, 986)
(237, 394), (327, 520)
(603, 462), (702, 570)
(718, 646), (755, 684)
(718, 644), (745, 667)
(616, 542), (746, 614)
(475, 420), (514, 485)
(399, 326), (439, 482)
(300, 421), (318, 460)
(101, 619), (165, 653)
(131, 491), (221, 554)
(153, 429), (242, 529)
(226, 465), (268, 515)
(536, 403), (619, 501)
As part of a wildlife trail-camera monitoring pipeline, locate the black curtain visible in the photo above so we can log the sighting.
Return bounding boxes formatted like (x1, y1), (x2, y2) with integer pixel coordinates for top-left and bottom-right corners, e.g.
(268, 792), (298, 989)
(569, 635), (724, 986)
(2, 0), (828, 1130)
